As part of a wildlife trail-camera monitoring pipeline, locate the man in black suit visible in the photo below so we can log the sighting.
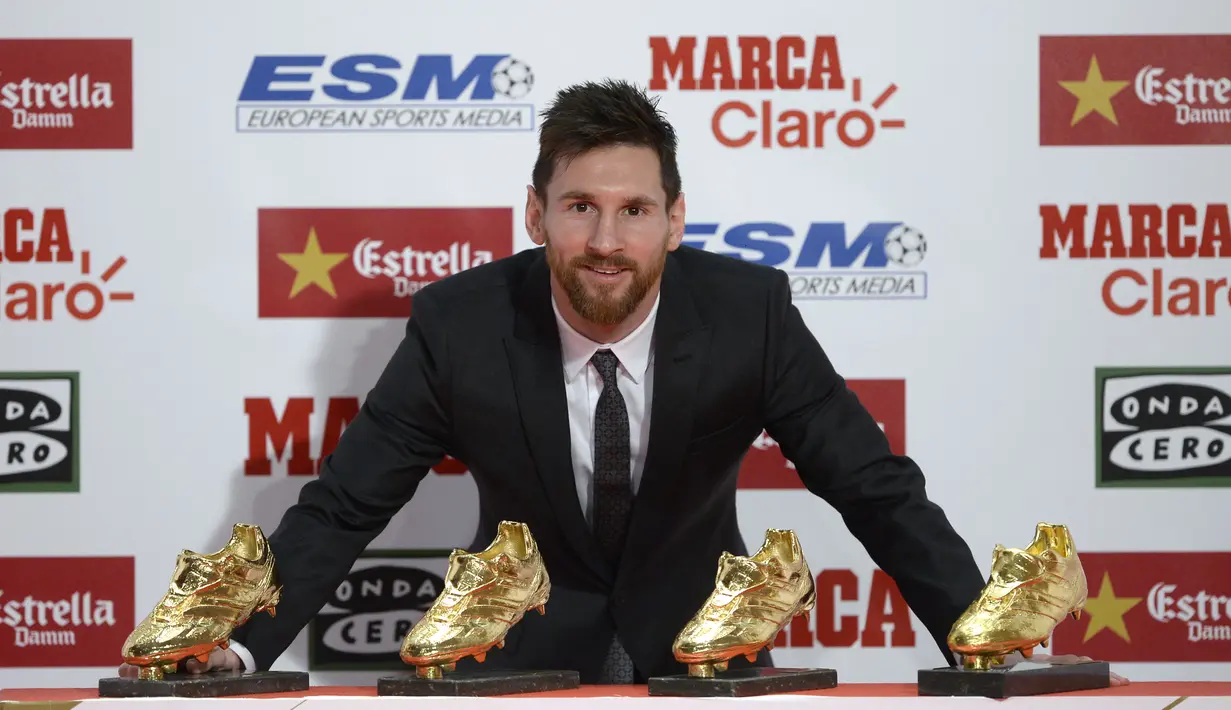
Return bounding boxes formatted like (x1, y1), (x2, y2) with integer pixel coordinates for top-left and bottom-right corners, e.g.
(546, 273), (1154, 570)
(140, 79), (992, 683)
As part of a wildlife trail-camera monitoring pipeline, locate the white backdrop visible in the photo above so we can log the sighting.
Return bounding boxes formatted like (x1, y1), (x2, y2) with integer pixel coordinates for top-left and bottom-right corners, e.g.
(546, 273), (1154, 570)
(1, 0), (1229, 690)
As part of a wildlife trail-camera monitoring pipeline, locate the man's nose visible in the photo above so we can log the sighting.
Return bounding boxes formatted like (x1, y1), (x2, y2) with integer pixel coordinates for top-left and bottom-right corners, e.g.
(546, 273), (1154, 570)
(587, 211), (623, 255)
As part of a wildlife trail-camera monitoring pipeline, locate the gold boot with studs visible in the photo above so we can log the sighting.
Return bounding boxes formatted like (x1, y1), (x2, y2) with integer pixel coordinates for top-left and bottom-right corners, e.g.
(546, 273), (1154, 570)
(399, 521), (550, 679)
(672, 529), (816, 678)
(122, 523), (282, 680)
(948, 522), (1088, 670)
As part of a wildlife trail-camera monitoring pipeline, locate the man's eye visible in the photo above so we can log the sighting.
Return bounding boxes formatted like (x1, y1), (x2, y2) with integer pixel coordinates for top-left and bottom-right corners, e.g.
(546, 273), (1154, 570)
(626, 207), (643, 217)
(570, 203), (590, 213)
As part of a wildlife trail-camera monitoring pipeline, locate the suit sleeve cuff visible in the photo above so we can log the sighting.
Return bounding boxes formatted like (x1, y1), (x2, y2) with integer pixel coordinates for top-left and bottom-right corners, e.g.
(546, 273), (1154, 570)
(229, 639), (256, 671)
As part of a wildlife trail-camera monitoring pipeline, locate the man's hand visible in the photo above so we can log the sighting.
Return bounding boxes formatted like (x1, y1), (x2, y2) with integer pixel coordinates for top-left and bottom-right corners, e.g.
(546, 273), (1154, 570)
(1002, 652), (1129, 687)
(117, 647), (243, 678)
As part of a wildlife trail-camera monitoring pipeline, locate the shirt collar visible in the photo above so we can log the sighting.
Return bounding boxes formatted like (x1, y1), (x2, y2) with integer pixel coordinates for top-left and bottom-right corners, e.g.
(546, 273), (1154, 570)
(552, 291), (660, 385)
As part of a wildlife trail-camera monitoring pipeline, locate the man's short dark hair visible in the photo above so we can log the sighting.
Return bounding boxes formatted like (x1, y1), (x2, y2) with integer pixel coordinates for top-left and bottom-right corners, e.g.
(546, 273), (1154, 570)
(532, 79), (681, 207)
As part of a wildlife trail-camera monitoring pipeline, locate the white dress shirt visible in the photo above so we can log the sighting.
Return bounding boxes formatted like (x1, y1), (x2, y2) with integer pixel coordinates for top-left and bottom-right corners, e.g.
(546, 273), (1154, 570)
(553, 291), (658, 525)
(229, 292), (661, 672)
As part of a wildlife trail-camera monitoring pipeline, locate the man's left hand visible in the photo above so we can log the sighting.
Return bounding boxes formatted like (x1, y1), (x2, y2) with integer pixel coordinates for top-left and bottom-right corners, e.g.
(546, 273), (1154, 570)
(1005, 653), (1129, 687)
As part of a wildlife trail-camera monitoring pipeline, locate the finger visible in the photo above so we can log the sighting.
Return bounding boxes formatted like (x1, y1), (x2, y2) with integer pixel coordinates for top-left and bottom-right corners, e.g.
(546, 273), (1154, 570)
(184, 656), (206, 673)
(118, 663), (136, 678)
(209, 647), (229, 669)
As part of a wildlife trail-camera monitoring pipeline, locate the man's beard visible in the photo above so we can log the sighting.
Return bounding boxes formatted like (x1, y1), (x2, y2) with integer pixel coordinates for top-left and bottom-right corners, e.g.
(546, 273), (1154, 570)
(546, 235), (668, 327)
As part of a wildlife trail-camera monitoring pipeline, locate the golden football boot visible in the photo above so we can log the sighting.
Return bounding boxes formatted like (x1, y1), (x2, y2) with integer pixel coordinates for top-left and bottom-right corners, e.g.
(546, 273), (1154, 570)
(672, 529), (815, 678)
(399, 520), (550, 679)
(948, 522), (1088, 670)
(122, 523), (282, 680)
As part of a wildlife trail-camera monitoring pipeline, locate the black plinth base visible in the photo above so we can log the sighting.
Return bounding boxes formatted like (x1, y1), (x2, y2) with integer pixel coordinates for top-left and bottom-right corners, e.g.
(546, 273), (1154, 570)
(918, 661), (1111, 698)
(98, 670), (309, 698)
(648, 667), (838, 697)
(377, 669), (580, 696)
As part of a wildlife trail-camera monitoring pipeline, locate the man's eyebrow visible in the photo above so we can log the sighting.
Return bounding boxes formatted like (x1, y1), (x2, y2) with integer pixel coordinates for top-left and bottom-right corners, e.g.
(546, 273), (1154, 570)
(556, 190), (660, 207)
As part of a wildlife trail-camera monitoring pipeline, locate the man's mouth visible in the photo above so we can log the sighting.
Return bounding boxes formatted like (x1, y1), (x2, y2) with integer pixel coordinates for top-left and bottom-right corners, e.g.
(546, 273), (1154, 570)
(584, 265), (625, 276)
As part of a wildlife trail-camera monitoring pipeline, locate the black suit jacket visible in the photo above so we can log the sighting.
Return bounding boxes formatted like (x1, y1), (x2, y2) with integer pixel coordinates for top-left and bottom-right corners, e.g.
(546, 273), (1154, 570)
(228, 245), (985, 681)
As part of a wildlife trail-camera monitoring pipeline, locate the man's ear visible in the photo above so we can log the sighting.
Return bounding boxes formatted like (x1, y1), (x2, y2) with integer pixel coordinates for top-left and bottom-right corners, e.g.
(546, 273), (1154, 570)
(525, 185), (546, 246)
(667, 192), (686, 251)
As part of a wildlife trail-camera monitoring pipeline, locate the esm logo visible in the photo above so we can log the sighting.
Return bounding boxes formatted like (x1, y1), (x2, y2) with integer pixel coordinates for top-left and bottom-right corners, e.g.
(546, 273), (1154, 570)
(244, 397), (467, 476)
(236, 53), (535, 133)
(683, 221), (928, 300)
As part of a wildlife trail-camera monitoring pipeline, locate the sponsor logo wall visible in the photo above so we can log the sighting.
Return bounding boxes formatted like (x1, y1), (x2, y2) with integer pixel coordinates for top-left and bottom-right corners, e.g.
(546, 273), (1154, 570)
(1052, 552), (1231, 660)
(0, 39), (132, 149)
(0, 372), (79, 492)
(308, 550), (452, 670)
(0, 0), (1227, 690)
(236, 54), (536, 133)
(0, 557), (134, 666)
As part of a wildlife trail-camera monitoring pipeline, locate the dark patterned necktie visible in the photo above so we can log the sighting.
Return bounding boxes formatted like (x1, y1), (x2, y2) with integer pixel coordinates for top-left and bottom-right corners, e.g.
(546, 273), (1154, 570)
(590, 349), (636, 684)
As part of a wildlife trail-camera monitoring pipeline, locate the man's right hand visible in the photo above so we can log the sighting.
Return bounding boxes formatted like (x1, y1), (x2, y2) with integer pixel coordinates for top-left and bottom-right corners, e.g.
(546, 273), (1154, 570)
(117, 647), (243, 678)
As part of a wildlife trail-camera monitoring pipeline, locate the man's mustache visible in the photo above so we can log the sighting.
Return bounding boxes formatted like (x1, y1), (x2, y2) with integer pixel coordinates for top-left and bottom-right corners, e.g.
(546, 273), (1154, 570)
(569, 255), (638, 270)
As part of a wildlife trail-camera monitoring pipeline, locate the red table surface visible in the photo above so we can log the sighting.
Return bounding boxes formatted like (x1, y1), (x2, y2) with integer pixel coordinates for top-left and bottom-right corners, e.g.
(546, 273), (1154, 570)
(2, 682), (1229, 700)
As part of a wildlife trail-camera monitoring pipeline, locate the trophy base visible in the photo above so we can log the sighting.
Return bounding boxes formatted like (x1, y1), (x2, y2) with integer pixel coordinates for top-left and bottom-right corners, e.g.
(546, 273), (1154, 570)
(918, 661), (1111, 698)
(377, 669), (580, 696)
(98, 670), (309, 698)
(648, 667), (838, 697)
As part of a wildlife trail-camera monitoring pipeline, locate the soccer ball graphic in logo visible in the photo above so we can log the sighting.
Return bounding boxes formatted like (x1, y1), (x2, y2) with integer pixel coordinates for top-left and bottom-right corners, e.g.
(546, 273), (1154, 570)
(491, 58), (534, 100)
(883, 225), (927, 268)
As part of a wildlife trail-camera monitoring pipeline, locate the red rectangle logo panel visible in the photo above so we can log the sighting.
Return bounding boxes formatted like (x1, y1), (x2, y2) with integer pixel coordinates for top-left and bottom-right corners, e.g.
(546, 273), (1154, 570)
(1052, 552), (1231, 661)
(0, 39), (133, 150)
(1040, 35), (1231, 146)
(257, 207), (514, 318)
(0, 556), (135, 667)
(738, 379), (905, 489)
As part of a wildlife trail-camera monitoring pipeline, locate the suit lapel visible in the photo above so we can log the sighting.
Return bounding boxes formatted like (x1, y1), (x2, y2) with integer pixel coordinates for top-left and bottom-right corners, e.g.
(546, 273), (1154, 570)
(503, 252), (612, 586)
(616, 256), (712, 589)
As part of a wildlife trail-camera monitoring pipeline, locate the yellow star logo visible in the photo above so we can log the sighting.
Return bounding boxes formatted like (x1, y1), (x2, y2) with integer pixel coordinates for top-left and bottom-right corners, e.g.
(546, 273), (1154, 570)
(1082, 571), (1142, 643)
(277, 227), (348, 299)
(1059, 55), (1129, 126)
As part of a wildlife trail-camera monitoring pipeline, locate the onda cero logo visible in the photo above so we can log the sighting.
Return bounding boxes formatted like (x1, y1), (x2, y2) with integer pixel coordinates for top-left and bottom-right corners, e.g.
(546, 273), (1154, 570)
(1096, 367), (1231, 487)
(307, 551), (449, 670)
(0, 372), (78, 492)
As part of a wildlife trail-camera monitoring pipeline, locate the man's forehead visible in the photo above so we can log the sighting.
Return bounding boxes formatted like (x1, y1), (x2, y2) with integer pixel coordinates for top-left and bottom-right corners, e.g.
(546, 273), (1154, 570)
(548, 147), (665, 204)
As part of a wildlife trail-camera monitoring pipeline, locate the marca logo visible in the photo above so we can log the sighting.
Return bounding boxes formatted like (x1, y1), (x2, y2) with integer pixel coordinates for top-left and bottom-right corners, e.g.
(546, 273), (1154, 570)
(684, 222), (926, 301)
(739, 380), (905, 488)
(0, 556), (134, 666)
(1052, 552), (1231, 661)
(773, 569), (915, 649)
(257, 208), (512, 318)
(244, 396), (469, 477)
(1040, 203), (1230, 317)
(0, 372), (78, 493)
(1040, 35), (1231, 146)
(1095, 368), (1231, 487)
(649, 36), (904, 150)
(0, 39), (132, 150)
(236, 54), (535, 133)
(308, 550), (449, 670)
(1, 208), (134, 322)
